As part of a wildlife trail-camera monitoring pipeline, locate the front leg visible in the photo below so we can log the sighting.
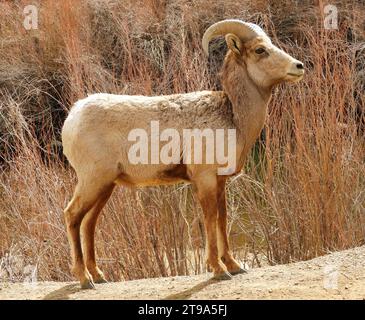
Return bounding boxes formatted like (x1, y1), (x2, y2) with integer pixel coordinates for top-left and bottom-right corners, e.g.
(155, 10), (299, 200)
(217, 176), (246, 275)
(194, 173), (231, 280)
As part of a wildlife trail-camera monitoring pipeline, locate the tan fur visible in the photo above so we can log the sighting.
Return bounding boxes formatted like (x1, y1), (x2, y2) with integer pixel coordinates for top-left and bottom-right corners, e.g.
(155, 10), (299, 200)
(62, 20), (304, 288)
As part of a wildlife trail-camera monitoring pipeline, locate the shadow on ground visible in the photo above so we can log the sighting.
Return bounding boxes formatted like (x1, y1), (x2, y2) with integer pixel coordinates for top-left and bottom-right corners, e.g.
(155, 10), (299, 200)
(43, 284), (81, 300)
(163, 279), (218, 300)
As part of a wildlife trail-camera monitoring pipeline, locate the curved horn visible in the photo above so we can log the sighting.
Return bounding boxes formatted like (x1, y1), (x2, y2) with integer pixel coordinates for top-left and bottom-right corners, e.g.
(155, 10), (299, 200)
(202, 19), (270, 56)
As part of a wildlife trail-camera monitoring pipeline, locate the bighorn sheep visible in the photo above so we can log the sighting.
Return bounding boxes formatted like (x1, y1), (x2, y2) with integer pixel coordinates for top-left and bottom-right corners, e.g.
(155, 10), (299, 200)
(62, 19), (304, 289)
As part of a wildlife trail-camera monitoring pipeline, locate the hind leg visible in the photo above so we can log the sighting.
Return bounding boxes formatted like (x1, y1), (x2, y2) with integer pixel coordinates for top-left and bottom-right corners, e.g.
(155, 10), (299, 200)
(64, 179), (113, 289)
(81, 183), (115, 284)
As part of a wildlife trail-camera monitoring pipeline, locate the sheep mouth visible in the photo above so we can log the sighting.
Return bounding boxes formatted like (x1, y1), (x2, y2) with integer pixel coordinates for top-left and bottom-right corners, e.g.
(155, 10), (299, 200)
(286, 72), (304, 82)
(287, 73), (303, 77)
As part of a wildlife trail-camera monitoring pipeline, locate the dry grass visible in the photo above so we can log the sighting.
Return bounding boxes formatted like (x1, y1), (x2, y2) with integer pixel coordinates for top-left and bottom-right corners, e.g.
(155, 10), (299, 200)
(0, 0), (365, 282)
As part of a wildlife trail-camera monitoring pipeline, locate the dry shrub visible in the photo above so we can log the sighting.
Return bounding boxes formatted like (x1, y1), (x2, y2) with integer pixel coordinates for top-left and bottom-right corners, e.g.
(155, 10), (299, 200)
(0, 0), (365, 282)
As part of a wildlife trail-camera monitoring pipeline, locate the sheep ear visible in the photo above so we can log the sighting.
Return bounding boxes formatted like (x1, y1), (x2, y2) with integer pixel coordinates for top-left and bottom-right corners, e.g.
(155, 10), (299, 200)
(225, 33), (243, 56)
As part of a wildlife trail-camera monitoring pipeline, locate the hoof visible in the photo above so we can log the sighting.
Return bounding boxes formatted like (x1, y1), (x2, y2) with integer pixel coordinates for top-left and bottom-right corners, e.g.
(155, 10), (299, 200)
(230, 268), (247, 276)
(80, 280), (95, 290)
(94, 277), (108, 284)
(212, 271), (232, 281)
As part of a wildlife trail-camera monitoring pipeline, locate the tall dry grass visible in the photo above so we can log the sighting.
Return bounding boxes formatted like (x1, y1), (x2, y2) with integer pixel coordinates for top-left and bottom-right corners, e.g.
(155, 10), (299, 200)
(0, 0), (365, 282)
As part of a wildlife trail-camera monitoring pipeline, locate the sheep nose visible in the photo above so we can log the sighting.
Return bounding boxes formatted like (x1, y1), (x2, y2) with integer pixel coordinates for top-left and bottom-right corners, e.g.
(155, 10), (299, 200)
(296, 63), (304, 70)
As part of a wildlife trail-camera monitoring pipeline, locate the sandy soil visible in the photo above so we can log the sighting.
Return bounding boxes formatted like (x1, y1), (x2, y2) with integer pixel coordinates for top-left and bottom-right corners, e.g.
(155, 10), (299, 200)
(1, 246), (365, 300)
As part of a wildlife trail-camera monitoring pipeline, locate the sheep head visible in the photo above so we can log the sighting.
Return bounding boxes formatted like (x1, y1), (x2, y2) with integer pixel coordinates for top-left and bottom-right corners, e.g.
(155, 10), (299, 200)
(202, 19), (304, 88)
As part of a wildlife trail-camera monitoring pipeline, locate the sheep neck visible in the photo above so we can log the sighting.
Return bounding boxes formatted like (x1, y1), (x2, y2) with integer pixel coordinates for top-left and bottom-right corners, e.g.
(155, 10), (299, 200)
(221, 54), (272, 156)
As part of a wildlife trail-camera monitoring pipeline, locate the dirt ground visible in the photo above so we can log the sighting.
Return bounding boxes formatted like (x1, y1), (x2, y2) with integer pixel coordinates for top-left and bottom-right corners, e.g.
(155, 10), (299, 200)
(1, 246), (364, 300)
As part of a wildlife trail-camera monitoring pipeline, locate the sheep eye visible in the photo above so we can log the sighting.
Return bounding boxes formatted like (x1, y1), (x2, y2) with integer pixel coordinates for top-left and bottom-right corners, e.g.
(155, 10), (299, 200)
(255, 47), (266, 54)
